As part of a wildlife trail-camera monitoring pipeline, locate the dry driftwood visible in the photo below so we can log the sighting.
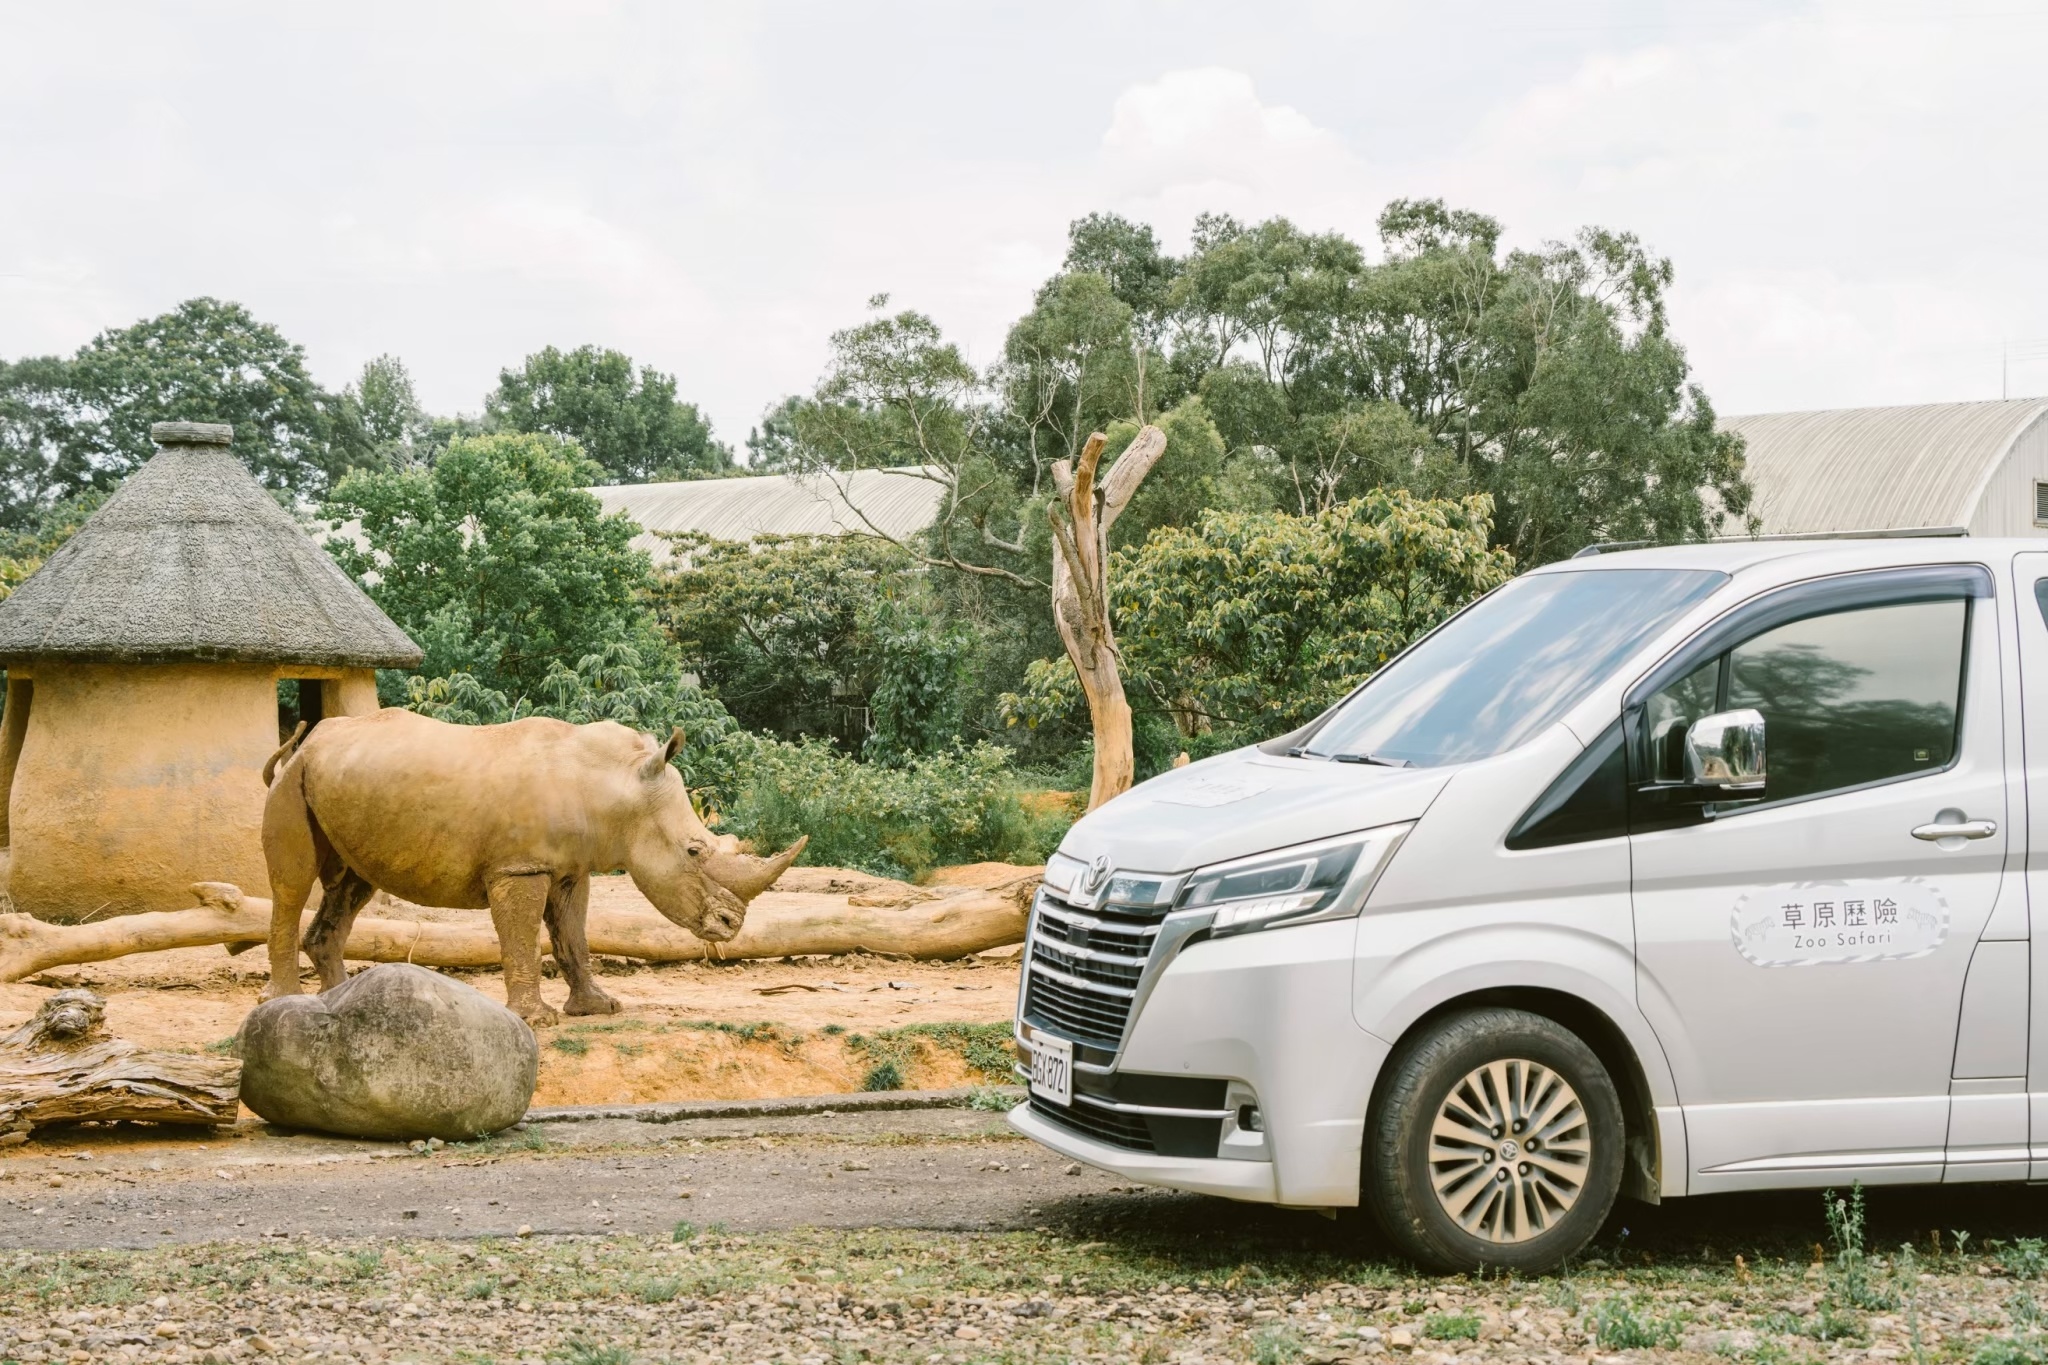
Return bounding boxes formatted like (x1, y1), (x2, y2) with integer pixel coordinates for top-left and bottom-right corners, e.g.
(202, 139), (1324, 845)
(0, 874), (1040, 982)
(0, 988), (241, 1144)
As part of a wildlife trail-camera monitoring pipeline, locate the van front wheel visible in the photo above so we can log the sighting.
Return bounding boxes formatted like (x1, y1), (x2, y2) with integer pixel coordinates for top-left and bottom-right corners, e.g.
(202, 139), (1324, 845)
(1366, 1007), (1623, 1273)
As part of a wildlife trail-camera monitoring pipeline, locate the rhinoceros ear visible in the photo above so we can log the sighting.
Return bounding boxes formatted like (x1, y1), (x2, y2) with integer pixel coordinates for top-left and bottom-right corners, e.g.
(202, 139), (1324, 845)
(643, 726), (685, 778)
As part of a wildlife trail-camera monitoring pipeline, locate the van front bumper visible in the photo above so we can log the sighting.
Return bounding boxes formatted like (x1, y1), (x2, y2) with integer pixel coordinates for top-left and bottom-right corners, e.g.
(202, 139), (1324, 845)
(1006, 1102), (1279, 1200)
(1012, 917), (1388, 1207)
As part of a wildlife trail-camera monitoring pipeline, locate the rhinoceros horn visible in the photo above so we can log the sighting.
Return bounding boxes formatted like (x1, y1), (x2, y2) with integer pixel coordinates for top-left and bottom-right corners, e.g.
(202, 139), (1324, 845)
(703, 836), (808, 903)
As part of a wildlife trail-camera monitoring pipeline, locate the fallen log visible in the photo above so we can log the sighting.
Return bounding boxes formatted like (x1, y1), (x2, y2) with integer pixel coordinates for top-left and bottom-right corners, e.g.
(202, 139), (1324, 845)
(0, 874), (1040, 983)
(0, 988), (241, 1144)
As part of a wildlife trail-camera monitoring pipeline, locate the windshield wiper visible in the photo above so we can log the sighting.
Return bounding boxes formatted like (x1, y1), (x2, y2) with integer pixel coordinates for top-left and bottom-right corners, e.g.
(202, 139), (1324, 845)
(1285, 746), (1412, 767)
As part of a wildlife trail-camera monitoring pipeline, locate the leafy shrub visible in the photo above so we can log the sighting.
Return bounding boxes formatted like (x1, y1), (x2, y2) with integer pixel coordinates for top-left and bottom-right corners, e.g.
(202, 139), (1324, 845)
(632, 1275), (682, 1304)
(861, 1060), (904, 1091)
(721, 737), (1071, 880)
(1975, 1292), (2048, 1365)
(1424, 1311), (1481, 1340)
(554, 1342), (632, 1365)
(1590, 1296), (1679, 1350)
(1998, 1239), (2048, 1281)
(1250, 1325), (1303, 1365)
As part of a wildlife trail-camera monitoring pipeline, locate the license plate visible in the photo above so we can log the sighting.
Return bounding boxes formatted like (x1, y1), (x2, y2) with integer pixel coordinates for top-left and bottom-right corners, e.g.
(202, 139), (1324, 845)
(1028, 1033), (1073, 1107)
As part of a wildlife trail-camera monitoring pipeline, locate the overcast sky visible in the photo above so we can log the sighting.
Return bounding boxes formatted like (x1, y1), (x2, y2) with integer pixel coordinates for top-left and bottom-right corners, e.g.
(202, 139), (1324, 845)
(4, 1), (2046, 450)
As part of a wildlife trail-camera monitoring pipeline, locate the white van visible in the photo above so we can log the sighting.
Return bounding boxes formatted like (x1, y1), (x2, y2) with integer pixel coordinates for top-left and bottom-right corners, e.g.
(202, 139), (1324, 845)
(1010, 537), (2048, 1272)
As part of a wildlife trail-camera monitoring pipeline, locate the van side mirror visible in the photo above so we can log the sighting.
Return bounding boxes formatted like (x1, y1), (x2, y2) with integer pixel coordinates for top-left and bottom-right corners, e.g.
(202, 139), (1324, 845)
(1684, 709), (1766, 792)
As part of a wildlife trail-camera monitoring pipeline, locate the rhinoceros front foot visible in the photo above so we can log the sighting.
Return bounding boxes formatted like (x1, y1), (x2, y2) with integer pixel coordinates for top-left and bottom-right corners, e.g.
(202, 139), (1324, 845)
(564, 986), (621, 1017)
(507, 994), (561, 1028)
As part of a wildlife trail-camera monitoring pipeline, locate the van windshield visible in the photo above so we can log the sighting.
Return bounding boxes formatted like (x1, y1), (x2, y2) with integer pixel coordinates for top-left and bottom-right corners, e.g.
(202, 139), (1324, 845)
(1302, 567), (1727, 768)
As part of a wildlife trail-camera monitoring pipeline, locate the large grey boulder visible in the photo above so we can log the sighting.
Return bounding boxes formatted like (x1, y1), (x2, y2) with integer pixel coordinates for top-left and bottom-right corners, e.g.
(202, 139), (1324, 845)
(238, 964), (537, 1140)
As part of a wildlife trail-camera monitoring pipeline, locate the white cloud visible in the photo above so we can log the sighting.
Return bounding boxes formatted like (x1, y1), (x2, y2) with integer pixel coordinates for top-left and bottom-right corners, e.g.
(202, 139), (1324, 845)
(1096, 68), (1381, 245)
(1439, 2), (2048, 410)
(2, 1), (2046, 441)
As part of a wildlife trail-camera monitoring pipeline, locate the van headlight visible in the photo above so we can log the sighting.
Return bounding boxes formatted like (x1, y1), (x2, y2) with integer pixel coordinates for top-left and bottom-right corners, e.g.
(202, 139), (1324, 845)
(1182, 824), (1412, 938)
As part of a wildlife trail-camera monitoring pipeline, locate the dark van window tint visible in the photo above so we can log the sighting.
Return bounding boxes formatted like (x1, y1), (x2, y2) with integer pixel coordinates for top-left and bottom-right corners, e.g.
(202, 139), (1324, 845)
(1725, 599), (1966, 802)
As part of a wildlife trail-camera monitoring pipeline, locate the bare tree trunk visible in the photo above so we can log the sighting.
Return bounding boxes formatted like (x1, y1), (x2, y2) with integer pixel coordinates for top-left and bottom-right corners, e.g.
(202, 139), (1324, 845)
(0, 876), (1041, 982)
(0, 989), (240, 1144)
(1048, 425), (1167, 811)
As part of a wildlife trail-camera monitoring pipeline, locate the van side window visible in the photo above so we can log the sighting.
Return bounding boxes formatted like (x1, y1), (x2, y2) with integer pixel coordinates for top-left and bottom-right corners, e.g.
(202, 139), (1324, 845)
(2034, 577), (2048, 627)
(1636, 598), (1967, 812)
(1727, 599), (1964, 801)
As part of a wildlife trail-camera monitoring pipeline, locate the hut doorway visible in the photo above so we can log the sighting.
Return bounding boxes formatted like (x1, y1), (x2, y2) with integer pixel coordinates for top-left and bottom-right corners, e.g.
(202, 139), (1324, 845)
(277, 677), (326, 741)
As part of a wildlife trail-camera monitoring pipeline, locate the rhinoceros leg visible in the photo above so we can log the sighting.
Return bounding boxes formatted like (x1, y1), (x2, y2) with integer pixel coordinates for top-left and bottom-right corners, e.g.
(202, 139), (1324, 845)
(261, 766), (323, 1002)
(302, 868), (375, 993)
(487, 873), (558, 1026)
(546, 875), (621, 1017)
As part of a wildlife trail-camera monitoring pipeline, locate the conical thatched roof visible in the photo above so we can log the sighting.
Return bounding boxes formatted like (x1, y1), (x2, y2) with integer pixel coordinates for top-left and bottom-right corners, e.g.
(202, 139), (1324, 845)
(0, 422), (422, 668)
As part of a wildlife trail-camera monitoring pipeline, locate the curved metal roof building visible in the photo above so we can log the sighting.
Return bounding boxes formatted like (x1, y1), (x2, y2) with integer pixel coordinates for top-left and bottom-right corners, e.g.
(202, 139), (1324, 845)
(590, 466), (946, 559)
(1723, 398), (2048, 537)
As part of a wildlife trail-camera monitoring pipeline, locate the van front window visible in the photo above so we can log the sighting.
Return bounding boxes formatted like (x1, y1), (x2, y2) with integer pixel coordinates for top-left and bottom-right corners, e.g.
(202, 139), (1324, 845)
(1304, 568), (1726, 768)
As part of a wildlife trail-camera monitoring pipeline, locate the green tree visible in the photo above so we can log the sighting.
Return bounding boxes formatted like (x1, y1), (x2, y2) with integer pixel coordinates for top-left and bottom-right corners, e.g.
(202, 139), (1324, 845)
(323, 432), (666, 700)
(1063, 212), (1179, 336)
(65, 297), (345, 496)
(487, 345), (733, 484)
(330, 355), (434, 471)
(778, 300), (1038, 586)
(0, 488), (109, 599)
(1000, 270), (1145, 486)
(1005, 490), (1512, 749)
(743, 395), (806, 473)
(0, 356), (85, 527)
(1171, 203), (1750, 562)
(651, 531), (936, 752)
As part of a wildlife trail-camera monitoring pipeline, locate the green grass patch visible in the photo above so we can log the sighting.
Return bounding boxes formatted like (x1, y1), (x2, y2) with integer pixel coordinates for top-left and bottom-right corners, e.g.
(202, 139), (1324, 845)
(1590, 1295), (1681, 1349)
(1424, 1310), (1481, 1340)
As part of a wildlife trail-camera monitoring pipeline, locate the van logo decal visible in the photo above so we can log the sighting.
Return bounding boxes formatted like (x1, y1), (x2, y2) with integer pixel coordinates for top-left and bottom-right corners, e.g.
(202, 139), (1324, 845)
(1083, 855), (1113, 894)
(1730, 879), (1947, 967)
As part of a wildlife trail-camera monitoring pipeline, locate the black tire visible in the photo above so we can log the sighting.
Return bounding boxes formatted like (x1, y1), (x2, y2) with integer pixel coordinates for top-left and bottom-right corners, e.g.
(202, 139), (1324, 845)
(1365, 1006), (1623, 1274)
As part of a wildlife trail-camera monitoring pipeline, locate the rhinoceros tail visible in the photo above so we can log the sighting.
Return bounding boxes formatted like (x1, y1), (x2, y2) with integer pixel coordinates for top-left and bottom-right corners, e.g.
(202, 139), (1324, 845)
(263, 721), (309, 787)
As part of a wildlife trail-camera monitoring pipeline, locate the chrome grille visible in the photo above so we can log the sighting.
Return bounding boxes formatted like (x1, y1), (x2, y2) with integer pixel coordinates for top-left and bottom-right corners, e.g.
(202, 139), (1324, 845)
(1021, 888), (1168, 1050)
(1029, 1094), (1154, 1151)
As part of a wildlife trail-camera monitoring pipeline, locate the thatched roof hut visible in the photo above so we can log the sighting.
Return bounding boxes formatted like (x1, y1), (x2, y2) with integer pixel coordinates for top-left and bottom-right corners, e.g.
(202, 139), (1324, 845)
(0, 421), (421, 921)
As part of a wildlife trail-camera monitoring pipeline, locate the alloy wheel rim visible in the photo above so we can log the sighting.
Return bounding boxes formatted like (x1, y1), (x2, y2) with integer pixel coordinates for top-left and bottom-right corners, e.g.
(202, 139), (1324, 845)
(1427, 1058), (1591, 1243)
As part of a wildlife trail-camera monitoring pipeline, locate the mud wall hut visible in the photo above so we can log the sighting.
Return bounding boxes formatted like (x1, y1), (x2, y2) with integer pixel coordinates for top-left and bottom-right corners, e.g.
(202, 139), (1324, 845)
(0, 421), (421, 922)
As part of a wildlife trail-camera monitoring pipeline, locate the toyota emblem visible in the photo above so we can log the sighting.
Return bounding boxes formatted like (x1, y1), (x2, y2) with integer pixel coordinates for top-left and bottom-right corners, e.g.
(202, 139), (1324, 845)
(1083, 854), (1113, 894)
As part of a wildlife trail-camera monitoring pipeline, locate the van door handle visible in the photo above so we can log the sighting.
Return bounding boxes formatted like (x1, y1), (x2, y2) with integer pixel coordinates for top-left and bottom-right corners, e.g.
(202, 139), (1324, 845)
(1911, 819), (1998, 841)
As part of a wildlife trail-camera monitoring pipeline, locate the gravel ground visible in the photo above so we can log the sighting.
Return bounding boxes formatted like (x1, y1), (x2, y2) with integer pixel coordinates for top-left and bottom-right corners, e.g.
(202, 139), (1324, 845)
(9, 1105), (2048, 1363)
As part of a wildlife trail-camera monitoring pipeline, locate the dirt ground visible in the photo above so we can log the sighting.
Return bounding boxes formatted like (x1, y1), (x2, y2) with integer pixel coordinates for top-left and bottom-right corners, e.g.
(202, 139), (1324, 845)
(7, 1101), (2048, 1363)
(0, 863), (1030, 1110)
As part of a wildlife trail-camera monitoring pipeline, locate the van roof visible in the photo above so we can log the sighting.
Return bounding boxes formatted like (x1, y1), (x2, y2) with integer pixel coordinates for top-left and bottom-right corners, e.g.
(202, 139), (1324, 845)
(1532, 537), (2041, 579)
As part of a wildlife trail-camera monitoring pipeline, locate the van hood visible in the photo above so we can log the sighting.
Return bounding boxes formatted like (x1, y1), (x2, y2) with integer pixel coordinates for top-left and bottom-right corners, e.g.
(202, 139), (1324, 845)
(1056, 746), (1453, 875)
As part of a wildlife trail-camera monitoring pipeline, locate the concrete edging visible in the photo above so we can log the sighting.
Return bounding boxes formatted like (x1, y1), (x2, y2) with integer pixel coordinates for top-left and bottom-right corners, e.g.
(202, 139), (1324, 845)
(523, 1084), (1024, 1126)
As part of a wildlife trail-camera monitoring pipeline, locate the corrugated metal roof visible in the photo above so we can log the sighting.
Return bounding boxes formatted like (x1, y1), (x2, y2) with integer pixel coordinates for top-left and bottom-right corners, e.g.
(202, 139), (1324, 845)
(1722, 399), (2048, 534)
(590, 467), (947, 559)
